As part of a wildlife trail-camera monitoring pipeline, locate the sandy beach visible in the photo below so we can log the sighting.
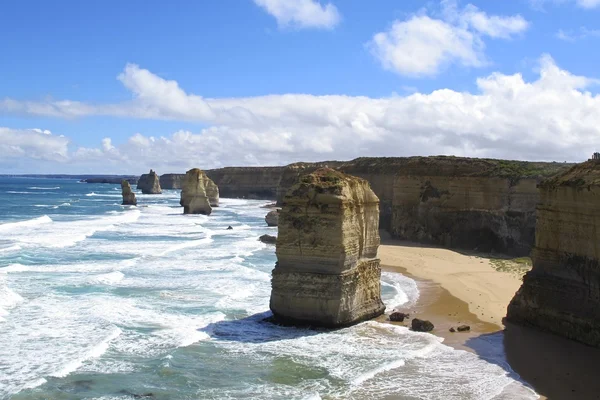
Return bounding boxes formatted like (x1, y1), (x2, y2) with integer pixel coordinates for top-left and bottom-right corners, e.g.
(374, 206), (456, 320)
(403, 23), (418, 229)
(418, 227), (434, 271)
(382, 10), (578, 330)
(378, 236), (600, 400)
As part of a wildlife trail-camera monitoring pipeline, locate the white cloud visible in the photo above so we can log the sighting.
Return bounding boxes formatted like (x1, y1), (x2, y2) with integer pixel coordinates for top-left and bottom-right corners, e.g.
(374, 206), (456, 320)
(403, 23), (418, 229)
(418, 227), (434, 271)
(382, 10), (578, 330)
(531, 0), (600, 9)
(368, 1), (529, 77)
(578, 0), (600, 7)
(253, 0), (340, 29)
(556, 27), (600, 41)
(2, 55), (599, 173)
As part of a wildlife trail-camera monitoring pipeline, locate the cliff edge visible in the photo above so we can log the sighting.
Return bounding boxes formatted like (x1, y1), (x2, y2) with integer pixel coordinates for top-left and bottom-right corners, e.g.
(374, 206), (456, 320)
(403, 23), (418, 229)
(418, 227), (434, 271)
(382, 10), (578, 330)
(507, 160), (600, 347)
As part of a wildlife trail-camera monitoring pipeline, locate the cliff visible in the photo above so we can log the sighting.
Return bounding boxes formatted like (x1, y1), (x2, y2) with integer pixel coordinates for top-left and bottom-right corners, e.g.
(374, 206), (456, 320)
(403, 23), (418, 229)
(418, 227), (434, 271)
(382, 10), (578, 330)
(180, 168), (213, 215)
(137, 170), (162, 194)
(507, 160), (600, 347)
(205, 167), (285, 199)
(270, 168), (385, 327)
(83, 176), (138, 184)
(159, 174), (185, 189)
(121, 180), (137, 206)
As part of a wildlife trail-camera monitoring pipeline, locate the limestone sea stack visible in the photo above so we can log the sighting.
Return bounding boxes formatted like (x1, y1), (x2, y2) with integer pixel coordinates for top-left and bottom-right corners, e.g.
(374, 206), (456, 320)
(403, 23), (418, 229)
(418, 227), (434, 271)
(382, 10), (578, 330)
(507, 159), (600, 347)
(180, 168), (213, 215)
(137, 169), (162, 194)
(121, 180), (137, 206)
(270, 168), (385, 327)
(206, 178), (219, 207)
(265, 210), (279, 226)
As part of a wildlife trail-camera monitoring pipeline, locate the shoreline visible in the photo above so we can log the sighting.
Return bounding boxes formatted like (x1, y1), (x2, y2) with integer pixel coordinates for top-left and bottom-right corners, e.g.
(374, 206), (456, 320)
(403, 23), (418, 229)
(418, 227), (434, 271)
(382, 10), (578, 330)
(378, 238), (600, 400)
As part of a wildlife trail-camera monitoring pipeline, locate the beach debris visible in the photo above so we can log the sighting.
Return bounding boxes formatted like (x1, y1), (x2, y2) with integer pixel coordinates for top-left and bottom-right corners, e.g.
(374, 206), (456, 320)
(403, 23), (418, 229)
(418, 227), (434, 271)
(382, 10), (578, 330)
(265, 209), (279, 226)
(389, 312), (410, 322)
(259, 234), (277, 244)
(411, 318), (434, 332)
(457, 325), (471, 332)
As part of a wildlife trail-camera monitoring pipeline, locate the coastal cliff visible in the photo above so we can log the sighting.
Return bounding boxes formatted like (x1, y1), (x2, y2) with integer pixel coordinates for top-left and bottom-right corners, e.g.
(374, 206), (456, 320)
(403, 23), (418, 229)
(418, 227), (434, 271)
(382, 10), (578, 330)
(180, 168), (213, 215)
(159, 174), (185, 189)
(206, 167), (285, 199)
(507, 160), (600, 347)
(137, 170), (162, 194)
(270, 168), (385, 327)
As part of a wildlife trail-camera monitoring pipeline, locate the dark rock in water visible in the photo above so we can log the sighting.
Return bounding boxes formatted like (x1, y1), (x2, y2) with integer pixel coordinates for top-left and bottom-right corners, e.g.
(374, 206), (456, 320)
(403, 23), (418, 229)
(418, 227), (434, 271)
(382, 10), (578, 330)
(411, 318), (434, 332)
(457, 324), (470, 332)
(226, 226), (233, 230)
(265, 209), (279, 226)
(137, 169), (162, 194)
(449, 327), (456, 333)
(117, 390), (154, 398)
(259, 234), (277, 244)
(389, 312), (409, 322)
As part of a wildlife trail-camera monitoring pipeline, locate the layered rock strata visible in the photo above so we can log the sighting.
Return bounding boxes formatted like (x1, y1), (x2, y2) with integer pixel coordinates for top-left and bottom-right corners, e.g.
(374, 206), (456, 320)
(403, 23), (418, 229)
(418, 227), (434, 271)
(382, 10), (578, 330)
(265, 210), (279, 226)
(270, 168), (385, 327)
(206, 178), (219, 207)
(507, 160), (600, 347)
(180, 168), (213, 215)
(121, 180), (137, 206)
(206, 167), (285, 199)
(159, 174), (185, 189)
(137, 169), (162, 194)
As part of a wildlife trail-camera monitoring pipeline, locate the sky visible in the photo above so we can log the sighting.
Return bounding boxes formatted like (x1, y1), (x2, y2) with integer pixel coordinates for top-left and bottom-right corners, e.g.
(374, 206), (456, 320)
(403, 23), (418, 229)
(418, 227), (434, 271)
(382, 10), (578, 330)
(2, 0), (600, 174)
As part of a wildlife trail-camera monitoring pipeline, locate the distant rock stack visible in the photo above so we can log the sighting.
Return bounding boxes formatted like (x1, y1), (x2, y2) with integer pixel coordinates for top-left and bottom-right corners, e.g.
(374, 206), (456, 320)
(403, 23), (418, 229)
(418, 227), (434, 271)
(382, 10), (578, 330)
(121, 180), (137, 206)
(265, 210), (279, 226)
(206, 178), (219, 207)
(270, 168), (385, 327)
(507, 159), (600, 347)
(137, 169), (162, 194)
(180, 168), (213, 215)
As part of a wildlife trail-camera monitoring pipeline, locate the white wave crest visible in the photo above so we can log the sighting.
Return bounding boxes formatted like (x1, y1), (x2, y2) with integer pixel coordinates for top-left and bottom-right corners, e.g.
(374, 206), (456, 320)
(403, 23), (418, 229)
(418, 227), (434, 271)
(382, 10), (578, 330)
(0, 215), (52, 232)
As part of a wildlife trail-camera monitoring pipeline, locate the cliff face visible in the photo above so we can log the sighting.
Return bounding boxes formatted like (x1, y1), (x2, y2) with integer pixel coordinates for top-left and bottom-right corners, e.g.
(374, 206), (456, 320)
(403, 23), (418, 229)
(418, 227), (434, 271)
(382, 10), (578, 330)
(206, 178), (219, 207)
(180, 168), (213, 215)
(137, 170), (162, 194)
(121, 180), (137, 206)
(159, 174), (185, 189)
(206, 167), (285, 200)
(270, 168), (385, 327)
(507, 161), (600, 347)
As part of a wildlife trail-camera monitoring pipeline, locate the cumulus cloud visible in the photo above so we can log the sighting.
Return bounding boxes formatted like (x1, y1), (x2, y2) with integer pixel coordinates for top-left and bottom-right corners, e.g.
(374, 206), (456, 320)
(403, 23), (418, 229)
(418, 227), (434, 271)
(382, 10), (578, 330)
(1, 54), (600, 173)
(253, 0), (340, 29)
(368, 1), (529, 77)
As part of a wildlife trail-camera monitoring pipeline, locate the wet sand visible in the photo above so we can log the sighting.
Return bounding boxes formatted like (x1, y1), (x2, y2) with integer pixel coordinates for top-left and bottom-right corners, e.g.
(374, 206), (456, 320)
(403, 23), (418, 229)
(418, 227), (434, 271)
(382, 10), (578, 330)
(378, 238), (600, 400)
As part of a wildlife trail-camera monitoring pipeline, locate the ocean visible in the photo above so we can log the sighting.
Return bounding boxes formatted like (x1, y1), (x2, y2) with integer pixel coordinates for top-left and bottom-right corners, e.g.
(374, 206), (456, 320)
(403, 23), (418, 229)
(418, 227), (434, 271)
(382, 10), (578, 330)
(0, 177), (538, 399)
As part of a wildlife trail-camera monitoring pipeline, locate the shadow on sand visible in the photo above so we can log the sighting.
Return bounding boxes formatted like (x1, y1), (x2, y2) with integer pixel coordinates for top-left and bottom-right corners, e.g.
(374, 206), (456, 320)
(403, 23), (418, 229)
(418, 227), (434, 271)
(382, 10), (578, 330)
(200, 311), (327, 343)
(466, 323), (600, 400)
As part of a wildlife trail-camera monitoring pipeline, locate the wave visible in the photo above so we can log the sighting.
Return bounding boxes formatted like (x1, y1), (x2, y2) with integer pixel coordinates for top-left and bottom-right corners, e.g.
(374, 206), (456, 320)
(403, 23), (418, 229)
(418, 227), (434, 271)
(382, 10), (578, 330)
(0, 215), (52, 232)
(28, 187), (60, 190)
(0, 284), (24, 321)
(89, 271), (125, 285)
(381, 271), (420, 309)
(0, 244), (22, 253)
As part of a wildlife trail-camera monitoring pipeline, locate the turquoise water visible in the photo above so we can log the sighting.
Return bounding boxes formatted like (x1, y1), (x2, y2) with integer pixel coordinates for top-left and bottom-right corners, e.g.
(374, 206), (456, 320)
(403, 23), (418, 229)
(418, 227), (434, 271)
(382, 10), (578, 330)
(0, 178), (538, 399)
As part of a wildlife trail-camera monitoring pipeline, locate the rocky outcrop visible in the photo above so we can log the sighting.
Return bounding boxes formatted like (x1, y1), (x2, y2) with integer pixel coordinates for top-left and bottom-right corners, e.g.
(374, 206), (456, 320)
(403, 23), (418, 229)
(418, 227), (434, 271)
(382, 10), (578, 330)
(83, 176), (138, 184)
(206, 167), (285, 199)
(259, 234), (277, 245)
(206, 178), (219, 207)
(270, 168), (385, 327)
(121, 180), (137, 206)
(180, 168), (213, 215)
(411, 319), (434, 332)
(265, 210), (279, 226)
(159, 174), (185, 189)
(137, 170), (162, 194)
(507, 160), (600, 347)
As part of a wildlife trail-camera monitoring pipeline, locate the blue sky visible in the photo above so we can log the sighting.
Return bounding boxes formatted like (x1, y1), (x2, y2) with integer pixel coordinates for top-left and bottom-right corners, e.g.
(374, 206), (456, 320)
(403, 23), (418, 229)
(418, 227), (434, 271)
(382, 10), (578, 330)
(1, 0), (600, 173)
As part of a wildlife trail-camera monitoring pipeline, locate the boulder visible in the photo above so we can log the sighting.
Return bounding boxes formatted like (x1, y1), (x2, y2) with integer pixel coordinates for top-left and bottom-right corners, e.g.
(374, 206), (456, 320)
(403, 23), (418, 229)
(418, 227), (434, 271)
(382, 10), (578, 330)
(411, 318), (434, 332)
(121, 180), (137, 206)
(265, 210), (279, 226)
(457, 325), (470, 332)
(137, 169), (162, 194)
(270, 168), (385, 328)
(259, 234), (277, 245)
(226, 226), (233, 230)
(449, 327), (456, 333)
(389, 312), (409, 322)
(180, 168), (213, 215)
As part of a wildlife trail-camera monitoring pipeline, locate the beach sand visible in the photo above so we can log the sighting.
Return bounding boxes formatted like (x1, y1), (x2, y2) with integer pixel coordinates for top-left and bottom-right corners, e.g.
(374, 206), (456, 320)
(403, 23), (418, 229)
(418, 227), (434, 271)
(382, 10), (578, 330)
(378, 236), (600, 400)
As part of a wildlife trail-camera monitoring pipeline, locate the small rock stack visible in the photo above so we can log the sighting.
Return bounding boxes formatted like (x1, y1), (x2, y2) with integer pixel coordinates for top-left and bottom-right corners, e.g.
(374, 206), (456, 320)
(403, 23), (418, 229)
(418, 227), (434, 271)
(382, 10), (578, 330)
(180, 168), (217, 215)
(121, 180), (137, 206)
(137, 169), (162, 194)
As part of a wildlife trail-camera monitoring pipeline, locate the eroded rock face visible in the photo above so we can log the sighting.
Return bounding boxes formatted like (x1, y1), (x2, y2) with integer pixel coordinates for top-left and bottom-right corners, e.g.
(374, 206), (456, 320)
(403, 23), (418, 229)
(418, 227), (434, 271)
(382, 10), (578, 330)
(265, 210), (279, 226)
(159, 174), (185, 189)
(180, 168), (213, 215)
(206, 166), (285, 199)
(507, 160), (600, 347)
(121, 180), (137, 206)
(206, 178), (219, 207)
(137, 170), (162, 194)
(270, 168), (385, 327)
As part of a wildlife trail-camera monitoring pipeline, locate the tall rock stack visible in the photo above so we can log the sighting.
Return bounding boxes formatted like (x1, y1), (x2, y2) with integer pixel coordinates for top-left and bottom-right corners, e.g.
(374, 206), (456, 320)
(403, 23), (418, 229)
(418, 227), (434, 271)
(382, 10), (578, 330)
(507, 159), (600, 347)
(206, 178), (219, 207)
(270, 168), (385, 327)
(121, 180), (137, 206)
(137, 169), (162, 194)
(180, 168), (214, 215)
